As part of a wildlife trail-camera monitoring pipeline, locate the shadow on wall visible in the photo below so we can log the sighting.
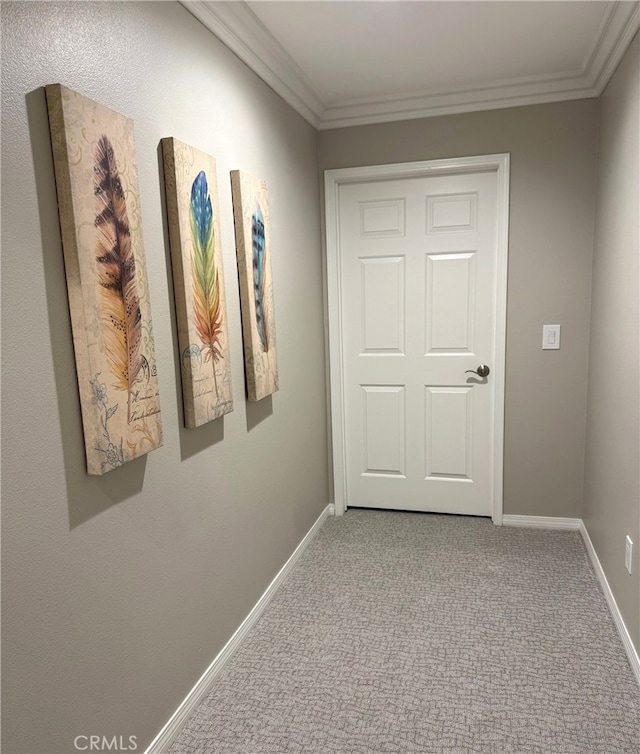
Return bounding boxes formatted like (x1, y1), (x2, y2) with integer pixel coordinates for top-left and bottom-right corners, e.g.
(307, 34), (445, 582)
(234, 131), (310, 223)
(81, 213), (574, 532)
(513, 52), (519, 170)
(246, 394), (273, 431)
(27, 87), (149, 529)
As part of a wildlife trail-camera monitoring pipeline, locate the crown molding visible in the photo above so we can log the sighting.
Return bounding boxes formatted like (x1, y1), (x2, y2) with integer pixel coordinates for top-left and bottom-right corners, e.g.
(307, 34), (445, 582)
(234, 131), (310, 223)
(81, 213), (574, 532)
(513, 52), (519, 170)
(586, 1), (640, 93)
(181, 0), (640, 131)
(318, 75), (598, 131)
(181, 0), (324, 128)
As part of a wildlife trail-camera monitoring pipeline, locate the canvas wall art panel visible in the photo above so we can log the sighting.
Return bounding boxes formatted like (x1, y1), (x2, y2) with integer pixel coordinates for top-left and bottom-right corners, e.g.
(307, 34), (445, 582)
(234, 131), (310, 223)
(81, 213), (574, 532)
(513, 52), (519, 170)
(46, 84), (162, 475)
(161, 138), (233, 427)
(230, 170), (278, 401)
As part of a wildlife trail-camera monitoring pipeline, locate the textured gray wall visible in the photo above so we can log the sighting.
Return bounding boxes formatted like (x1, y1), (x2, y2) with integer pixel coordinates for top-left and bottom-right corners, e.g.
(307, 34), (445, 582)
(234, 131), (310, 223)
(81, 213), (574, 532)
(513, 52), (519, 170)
(584, 33), (640, 652)
(318, 100), (599, 519)
(1, 3), (328, 752)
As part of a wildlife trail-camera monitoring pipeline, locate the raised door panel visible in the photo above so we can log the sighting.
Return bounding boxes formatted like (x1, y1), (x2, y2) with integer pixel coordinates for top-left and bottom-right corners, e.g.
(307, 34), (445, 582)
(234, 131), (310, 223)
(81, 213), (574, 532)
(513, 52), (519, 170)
(427, 193), (478, 233)
(361, 385), (406, 477)
(359, 198), (406, 238)
(425, 386), (473, 480)
(360, 256), (405, 354)
(425, 252), (476, 354)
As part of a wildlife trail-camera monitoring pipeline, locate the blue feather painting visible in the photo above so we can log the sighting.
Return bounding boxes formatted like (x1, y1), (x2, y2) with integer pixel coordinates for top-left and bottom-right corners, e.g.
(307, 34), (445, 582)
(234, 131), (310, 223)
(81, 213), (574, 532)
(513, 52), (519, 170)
(231, 170), (278, 401)
(251, 204), (268, 351)
(162, 138), (233, 427)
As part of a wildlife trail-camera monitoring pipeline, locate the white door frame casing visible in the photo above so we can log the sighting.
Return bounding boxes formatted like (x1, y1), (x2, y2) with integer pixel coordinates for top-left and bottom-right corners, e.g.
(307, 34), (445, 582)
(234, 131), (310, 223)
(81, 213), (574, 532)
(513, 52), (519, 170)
(325, 154), (510, 523)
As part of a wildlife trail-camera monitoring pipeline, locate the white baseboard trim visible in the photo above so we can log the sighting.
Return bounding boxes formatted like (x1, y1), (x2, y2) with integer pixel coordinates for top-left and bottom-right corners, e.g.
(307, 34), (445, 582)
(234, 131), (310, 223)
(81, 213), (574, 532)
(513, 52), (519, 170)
(144, 504), (331, 754)
(502, 515), (582, 530)
(328, 503), (336, 516)
(579, 521), (640, 686)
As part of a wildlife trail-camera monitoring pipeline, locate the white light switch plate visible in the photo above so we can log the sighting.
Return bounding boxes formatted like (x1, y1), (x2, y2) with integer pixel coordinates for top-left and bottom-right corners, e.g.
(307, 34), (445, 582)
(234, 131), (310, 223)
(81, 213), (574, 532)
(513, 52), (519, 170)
(543, 324), (561, 350)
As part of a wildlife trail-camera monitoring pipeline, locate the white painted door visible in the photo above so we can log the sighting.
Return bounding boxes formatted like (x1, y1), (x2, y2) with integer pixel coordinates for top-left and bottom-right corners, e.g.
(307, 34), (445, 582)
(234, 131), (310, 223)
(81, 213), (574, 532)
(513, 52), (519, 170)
(335, 163), (506, 517)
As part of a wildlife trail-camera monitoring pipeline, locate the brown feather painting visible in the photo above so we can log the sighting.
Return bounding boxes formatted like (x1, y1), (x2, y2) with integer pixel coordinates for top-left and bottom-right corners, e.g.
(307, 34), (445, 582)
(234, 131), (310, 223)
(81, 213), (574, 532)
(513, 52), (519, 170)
(230, 170), (278, 401)
(161, 138), (233, 427)
(46, 84), (162, 475)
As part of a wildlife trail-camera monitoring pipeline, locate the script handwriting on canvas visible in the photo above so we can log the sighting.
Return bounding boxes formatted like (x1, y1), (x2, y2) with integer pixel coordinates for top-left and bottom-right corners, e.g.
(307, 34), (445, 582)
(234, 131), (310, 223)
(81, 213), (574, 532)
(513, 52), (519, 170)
(46, 84), (162, 474)
(230, 170), (278, 402)
(161, 138), (233, 427)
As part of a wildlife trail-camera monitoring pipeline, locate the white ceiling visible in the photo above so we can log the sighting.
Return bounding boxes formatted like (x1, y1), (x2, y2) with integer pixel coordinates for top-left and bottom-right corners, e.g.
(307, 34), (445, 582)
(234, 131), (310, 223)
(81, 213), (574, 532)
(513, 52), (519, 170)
(182, 0), (640, 129)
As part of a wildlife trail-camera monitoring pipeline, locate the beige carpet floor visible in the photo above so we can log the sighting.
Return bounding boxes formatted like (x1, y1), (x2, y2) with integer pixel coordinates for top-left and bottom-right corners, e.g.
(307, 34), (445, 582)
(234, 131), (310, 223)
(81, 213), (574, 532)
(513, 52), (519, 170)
(170, 510), (640, 753)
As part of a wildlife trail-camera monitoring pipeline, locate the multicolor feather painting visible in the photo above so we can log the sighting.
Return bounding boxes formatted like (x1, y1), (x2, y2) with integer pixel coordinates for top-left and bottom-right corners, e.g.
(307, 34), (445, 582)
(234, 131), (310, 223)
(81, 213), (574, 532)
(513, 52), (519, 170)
(46, 84), (162, 474)
(162, 139), (233, 427)
(230, 170), (278, 401)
